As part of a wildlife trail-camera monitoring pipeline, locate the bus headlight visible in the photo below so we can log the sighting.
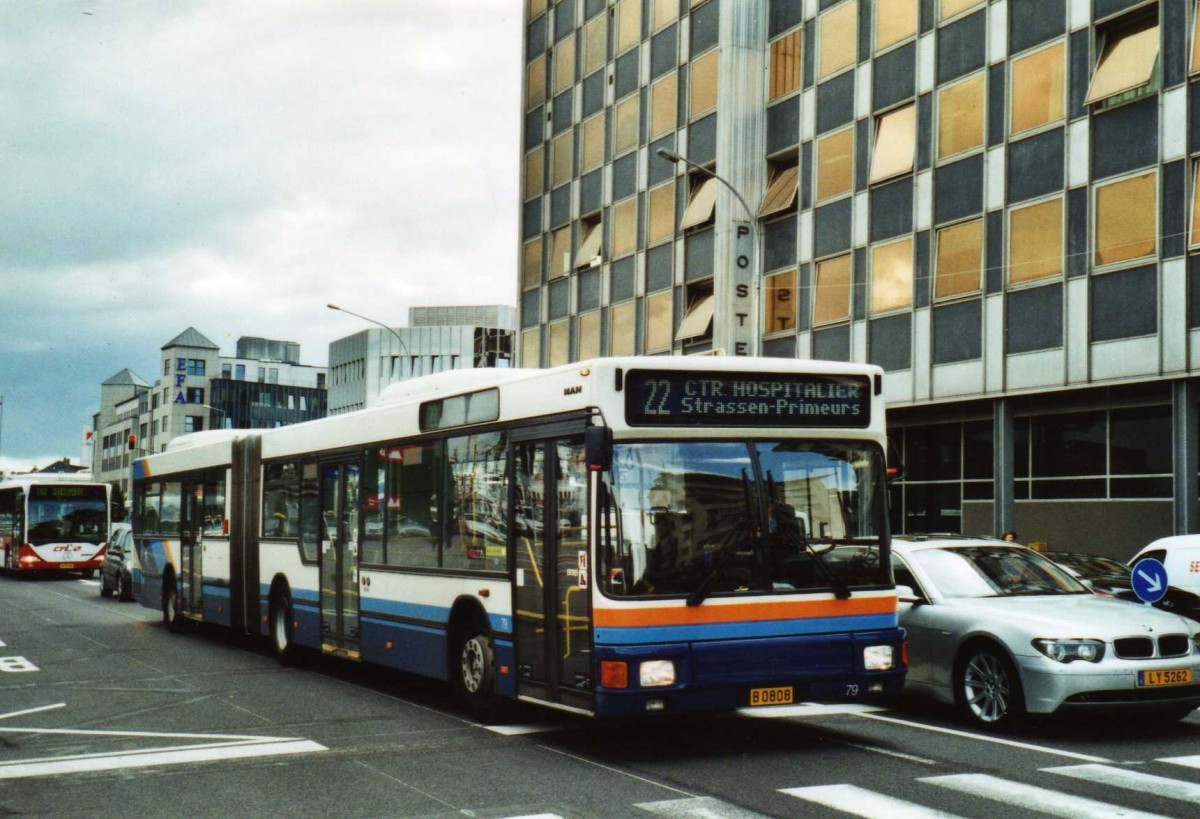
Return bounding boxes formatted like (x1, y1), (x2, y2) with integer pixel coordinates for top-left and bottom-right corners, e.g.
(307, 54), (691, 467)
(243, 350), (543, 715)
(639, 660), (676, 687)
(863, 645), (895, 671)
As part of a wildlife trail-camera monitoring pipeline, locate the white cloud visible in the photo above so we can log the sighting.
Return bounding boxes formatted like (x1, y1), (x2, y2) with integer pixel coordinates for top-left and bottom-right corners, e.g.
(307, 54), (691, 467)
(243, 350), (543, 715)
(0, 1), (523, 461)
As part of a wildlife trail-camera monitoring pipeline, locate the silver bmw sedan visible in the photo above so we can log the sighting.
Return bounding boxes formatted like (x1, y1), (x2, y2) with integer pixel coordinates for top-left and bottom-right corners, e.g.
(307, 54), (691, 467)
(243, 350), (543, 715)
(893, 536), (1200, 728)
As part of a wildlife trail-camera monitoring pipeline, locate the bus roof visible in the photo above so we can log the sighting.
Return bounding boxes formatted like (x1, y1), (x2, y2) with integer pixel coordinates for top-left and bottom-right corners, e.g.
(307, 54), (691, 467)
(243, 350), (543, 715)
(136, 356), (887, 472)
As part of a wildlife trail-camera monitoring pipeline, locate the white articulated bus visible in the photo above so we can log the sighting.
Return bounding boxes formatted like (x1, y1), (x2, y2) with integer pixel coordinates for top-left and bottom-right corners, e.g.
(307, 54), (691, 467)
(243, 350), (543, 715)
(131, 357), (904, 718)
(0, 478), (111, 575)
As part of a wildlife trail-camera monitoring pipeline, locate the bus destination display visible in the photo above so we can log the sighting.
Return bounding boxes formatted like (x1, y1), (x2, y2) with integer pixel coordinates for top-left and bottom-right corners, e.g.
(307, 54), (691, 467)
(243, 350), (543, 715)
(625, 370), (871, 427)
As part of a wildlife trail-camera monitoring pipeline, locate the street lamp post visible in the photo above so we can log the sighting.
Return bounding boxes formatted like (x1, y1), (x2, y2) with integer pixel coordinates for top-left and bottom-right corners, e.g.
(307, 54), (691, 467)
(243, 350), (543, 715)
(327, 304), (412, 357)
(193, 404), (229, 430)
(656, 148), (761, 357)
(327, 303), (413, 384)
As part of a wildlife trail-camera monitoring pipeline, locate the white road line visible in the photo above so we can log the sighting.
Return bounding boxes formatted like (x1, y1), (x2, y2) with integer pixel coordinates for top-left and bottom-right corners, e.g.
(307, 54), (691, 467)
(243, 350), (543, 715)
(636, 796), (772, 817)
(1160, 755), (1200, 771)
(0, 739), (326, 780)
(1046, 763), (1200, 804)
(738, 703), (884, 718)
(859, 713), (1112, 763)
(781, 784), (965, 818)
(921, 773), (1168, 818)
(0, 726), (302, 741)
(0, 703), (65, 721)
(484, 723), (571, 736)
(77, 579), (100, 586)
(831, 739), (938, 765)
(538, 745), (694, 797)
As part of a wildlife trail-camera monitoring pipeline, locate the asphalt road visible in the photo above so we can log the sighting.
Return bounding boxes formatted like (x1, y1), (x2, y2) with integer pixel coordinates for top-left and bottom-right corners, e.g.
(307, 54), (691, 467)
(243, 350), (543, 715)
(2, 573), (1200, 818)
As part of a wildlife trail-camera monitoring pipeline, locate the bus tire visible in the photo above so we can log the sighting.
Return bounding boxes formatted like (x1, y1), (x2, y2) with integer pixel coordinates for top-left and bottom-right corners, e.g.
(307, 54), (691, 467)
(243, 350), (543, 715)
(100, 576), (113, 598)
(455, 629), (498, 721)
(270, 589), (299, 666)
(163, 574), (185, 634)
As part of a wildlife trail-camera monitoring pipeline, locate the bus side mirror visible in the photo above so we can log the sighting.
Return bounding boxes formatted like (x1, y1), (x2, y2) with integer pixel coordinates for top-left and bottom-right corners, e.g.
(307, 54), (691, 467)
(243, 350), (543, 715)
(585, 426), (613, 472)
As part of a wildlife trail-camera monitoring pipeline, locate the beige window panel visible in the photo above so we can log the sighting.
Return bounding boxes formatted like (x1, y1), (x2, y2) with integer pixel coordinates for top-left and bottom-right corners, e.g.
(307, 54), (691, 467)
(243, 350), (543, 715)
(870, 104), (916, 184)
(1085, 20), (1160, 104)
(876, 0), (917, 52)
(573, 221), (603, 269)
(676, 294), (715, 340)
(680, 177), (718, 229)
(814, 255), (853, 325)
(934, 219), (983, 299)
(759, 165), (800, 217)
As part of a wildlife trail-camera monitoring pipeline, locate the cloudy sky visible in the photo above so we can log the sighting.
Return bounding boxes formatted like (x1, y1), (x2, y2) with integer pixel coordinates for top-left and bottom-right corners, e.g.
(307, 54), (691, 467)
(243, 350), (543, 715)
(0, 0), (522, 472)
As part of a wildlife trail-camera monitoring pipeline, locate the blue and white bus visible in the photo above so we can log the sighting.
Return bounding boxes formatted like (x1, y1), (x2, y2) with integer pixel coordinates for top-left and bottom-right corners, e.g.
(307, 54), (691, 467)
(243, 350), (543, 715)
(131, 357), (904, 718)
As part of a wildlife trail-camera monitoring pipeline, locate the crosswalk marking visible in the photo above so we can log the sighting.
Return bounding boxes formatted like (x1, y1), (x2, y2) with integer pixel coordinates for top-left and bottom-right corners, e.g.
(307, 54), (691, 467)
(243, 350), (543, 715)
(780, 785), (965, 818)
(921, 773), (1168, 819)
(1046, 763), (1200, 804)
(1161, 754), (1200, 771)
(635, 796), (771, 817)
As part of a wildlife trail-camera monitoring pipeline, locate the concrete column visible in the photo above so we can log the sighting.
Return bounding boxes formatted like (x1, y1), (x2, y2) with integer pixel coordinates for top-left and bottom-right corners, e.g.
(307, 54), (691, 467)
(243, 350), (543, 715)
(992, 398), (1015, 536)
(1173, 379), (1199, 534)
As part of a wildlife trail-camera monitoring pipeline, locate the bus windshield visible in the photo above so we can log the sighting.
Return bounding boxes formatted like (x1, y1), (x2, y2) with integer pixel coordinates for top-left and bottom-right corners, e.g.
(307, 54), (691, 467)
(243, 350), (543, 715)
(600, 440), (889, 599)
(27, 496), (108, 546)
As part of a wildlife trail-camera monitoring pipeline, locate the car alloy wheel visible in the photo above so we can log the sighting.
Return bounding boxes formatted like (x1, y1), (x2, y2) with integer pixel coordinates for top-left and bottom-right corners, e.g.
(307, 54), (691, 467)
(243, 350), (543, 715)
(958, 646), (1023, 726)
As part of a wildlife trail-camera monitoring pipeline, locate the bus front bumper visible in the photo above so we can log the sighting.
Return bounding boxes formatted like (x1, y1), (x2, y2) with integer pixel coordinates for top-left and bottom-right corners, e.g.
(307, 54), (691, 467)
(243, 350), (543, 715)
(591, 628), (906, 718)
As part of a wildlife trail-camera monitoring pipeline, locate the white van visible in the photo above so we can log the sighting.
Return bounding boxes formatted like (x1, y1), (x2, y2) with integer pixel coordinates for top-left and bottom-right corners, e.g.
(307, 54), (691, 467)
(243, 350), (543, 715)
(1131, 535), (1200, 593)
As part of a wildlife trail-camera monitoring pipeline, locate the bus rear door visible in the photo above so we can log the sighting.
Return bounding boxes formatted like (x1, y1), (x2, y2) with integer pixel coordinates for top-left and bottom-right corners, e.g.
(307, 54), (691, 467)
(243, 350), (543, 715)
(512, 433), (593, 713)
(179, 478), (204, 620)
(319, 460), (361, 659)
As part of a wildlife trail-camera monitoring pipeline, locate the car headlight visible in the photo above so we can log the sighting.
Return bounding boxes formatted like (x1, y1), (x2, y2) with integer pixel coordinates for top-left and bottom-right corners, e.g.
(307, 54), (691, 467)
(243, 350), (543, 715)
(1032, 638), (1106, 663)
(863, 644), (895, 671)
(639, 660), (676, 687)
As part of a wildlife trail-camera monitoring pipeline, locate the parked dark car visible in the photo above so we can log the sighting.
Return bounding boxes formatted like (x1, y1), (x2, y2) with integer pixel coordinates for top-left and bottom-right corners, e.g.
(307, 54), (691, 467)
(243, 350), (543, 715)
(1043, 550), (1200, 623)
(99, 523), (134, 601)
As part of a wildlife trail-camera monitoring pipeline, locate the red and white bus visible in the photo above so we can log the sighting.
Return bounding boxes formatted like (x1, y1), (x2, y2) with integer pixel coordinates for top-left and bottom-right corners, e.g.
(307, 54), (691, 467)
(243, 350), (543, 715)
(0, 478), (111, 574)
(132, 357), (904, 718)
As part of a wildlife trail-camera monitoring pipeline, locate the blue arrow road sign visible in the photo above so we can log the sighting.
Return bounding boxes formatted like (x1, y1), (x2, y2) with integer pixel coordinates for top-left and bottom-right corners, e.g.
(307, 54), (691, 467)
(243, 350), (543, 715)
(1131, 557), (1169, 603)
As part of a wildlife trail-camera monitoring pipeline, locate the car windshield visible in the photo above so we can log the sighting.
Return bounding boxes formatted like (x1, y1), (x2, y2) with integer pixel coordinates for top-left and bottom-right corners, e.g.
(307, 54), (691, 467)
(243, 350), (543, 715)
(599, 440), (889, 599)
(912, 546), (1089, 598)
(1047, 552), (1131, 583)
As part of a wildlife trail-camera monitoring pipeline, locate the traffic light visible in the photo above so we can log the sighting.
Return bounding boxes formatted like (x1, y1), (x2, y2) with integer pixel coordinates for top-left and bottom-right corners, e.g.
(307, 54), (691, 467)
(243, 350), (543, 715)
(127, 435), (136, 451)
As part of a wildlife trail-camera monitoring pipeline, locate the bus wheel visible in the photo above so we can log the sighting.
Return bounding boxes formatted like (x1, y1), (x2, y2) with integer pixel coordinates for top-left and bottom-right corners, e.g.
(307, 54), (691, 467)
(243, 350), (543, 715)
(270, 590), (299, 666)
(164, 579), (185, 634)
(100, 575), (113, 598)
(455, 630), (497, 720)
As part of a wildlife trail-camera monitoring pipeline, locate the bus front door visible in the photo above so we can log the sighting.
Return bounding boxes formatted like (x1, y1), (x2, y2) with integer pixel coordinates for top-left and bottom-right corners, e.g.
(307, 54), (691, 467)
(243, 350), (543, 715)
(180, 479), (203, 619)
(512, 437), (593, 713)
(319, 461), (361, 659)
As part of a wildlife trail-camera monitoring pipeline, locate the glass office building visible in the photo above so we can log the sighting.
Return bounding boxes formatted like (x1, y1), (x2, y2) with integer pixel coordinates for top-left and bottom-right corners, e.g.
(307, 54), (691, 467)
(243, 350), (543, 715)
(517, 0), (1200, 558)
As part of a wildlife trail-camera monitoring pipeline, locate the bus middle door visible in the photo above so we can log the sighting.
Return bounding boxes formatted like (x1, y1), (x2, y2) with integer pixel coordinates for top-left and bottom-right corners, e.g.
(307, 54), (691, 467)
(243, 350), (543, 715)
(319, 461), (361, 659)
(180, 479), (204, 619)
(512, 435), (593, 713)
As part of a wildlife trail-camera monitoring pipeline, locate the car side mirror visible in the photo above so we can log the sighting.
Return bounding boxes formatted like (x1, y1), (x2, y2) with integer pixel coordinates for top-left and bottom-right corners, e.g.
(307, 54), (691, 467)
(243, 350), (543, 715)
(896, 584), (923, 604)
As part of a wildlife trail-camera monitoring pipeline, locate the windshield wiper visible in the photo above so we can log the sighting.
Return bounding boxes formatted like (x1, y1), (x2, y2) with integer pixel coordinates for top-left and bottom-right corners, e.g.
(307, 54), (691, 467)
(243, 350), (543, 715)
(767, 472), (851, 600)
(687, 470), (758, 607)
